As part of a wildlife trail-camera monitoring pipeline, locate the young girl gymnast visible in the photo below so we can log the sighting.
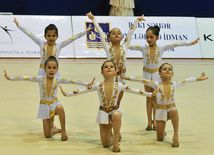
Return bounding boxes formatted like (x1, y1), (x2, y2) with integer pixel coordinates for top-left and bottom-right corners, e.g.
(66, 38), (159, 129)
(4, 56), (95, 141)
(129, 25), (200, 131)
(120, 63), (208, 147)
(59, 60), (157, 152)
(13, 17), (92, 76)
(86, 12), (145, 108)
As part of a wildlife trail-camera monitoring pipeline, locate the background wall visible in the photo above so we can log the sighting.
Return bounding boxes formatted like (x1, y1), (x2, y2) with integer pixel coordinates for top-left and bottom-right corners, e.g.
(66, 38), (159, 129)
(0, 0), (213, 17)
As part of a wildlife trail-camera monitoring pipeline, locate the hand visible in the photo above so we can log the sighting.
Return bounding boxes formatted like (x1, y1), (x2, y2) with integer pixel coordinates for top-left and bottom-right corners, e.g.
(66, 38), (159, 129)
(86, 24), (93, 33)
(120, 69), (130, 80)
(13, 17), (19, 26)
(152, 86), (158, 96)
(197, 72), (208, 81)
(137, 14), (146, 21)
(191, 38), (200, 45)
(4, 70), (11, 80)
(88, 78), (96, 86)
(86, 11), (95, 20)
(60, 86), (67, 96)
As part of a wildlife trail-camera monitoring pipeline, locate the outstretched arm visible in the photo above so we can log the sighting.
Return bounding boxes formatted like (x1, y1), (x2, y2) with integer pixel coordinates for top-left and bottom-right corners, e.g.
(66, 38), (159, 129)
(163, 37), (199, 51)
(4, 70), (11, 80)
(59, 84), (96, 97)
(4, 70), (38, 82)
(197, 72), (208, 81)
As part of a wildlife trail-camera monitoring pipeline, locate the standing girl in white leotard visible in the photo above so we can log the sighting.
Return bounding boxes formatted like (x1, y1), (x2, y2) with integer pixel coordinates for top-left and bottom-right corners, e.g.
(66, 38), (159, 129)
(129, 26), (199, 131)
(13, 17), (92, 76)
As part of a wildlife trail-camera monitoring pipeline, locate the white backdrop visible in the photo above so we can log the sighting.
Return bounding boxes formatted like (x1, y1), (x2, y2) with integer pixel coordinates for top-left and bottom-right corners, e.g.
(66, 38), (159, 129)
(196, 18), (214, 58)
(1, 15), (212, 58)
(72, 16), (202, 58)
(0, 15), (74, 58)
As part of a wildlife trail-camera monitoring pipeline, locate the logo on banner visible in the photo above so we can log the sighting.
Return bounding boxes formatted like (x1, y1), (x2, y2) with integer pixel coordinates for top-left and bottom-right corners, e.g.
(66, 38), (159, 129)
(85, 21), (111, 49)
(0, 25), (14, 44)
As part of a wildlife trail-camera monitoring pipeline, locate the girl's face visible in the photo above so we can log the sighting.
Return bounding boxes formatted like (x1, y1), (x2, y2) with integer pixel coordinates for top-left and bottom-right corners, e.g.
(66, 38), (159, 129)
(146, 30), (159, 47)
(44, 30), (58, 45)
(108, 28), (123, 43)
(101, 62), (116, 77)
(159, 64), (173, 79)
(44, 61), (58, 79)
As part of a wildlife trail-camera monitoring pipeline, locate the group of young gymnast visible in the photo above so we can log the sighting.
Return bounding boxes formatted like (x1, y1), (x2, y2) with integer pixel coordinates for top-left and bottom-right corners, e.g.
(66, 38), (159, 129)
(4, 12), (208, 152)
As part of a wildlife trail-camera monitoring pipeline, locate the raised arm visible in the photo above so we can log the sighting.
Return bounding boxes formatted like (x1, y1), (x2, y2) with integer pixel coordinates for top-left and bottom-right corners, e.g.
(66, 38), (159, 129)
(14, 17), (42, 45)
(59, 25), (93, 49)
(123, 14), (145, 49)
(86, 11), (110, 52)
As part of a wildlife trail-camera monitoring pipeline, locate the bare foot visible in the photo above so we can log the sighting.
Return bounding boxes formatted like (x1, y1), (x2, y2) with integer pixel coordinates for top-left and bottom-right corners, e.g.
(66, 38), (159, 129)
(146, 125), (153, 131)
(146, 121), (153, 131)
(172, 136), (179, 147)
(113, 143), (120, 152)
(61, 132), (68, 141)
(52, 126), (61, 135)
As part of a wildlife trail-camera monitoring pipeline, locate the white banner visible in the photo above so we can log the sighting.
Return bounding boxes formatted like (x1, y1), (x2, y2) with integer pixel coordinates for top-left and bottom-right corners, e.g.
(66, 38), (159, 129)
(196, 18), (214, 58)
(0, 15), (74, 58)
(72, 16), (202, 58)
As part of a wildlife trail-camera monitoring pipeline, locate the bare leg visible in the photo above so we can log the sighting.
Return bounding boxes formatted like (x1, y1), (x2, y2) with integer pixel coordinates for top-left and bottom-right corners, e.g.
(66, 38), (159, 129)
(116, 91), (123, 141)
(145, 85), (153, 131)
(152, 96), (157, 131)
(55, 105), (68, 141)
(168, 108), (179, 147)
(43, 116), (60, 138)
(156, 120), (166, 141)
(111, 111), (121, 152)
(99, 124), (113, 148)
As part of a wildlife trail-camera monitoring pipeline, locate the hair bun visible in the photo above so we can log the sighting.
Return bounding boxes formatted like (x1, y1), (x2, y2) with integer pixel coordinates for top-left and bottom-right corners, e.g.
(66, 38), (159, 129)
(153, 26), (160, 32)
(48, 56), (56, 59)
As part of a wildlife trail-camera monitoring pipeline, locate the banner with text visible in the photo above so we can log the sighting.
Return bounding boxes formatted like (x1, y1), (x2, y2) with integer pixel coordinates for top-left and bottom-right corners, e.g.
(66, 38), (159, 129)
(0, 15), (74, 58)
(196, 18), (214, 58)
(72, 16), (201, 58)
